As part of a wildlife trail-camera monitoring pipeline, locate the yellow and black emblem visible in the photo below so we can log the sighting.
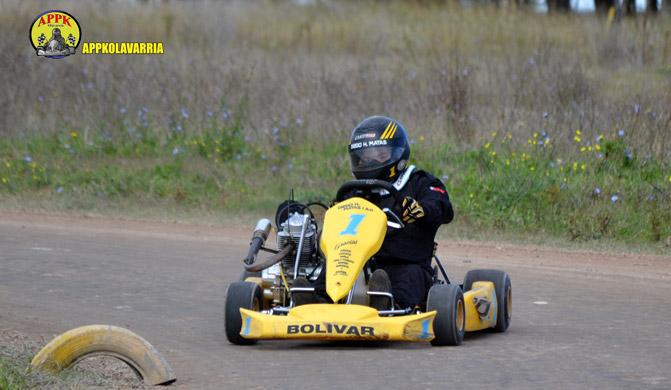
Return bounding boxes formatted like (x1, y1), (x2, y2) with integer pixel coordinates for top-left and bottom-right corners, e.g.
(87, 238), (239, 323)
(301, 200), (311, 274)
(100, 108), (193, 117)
(380, 121), (398, 140)
(30, 10), (81, 59)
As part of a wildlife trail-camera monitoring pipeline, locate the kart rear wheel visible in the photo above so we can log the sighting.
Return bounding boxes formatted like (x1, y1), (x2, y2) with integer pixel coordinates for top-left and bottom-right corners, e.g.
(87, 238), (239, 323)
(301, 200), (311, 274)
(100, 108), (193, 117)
(225, 282), (263, 345)
(427, 284), (465, 346)
(463, 269), (511, 332)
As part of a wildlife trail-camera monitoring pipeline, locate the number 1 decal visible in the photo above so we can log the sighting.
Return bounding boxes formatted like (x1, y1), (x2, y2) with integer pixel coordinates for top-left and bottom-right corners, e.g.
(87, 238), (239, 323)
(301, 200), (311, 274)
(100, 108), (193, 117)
(340, 214), (366, 236)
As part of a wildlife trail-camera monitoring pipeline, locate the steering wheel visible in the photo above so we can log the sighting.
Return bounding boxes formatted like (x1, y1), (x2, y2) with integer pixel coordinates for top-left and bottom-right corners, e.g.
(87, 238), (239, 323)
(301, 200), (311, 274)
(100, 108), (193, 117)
(335, 179), (405, 233)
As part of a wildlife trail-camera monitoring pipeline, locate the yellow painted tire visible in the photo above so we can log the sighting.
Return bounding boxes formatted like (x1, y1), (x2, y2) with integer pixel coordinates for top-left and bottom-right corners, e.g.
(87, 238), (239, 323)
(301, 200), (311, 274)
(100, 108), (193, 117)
(30, 325), (176, 386)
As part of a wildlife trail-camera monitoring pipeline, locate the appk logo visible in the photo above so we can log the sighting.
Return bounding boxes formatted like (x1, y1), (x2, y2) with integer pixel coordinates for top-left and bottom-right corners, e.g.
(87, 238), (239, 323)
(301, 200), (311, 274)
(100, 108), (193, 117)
(30, 10), (81, 59)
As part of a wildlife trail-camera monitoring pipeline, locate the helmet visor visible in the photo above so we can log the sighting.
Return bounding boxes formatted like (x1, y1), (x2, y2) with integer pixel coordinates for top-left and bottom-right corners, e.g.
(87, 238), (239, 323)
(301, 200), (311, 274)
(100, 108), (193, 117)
(350, 145), (404, 173)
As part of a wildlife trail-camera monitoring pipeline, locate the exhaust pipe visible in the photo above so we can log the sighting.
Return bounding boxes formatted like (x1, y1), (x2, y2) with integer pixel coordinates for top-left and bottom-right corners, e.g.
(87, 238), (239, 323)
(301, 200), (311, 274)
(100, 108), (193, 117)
(243, 219), (272, 265)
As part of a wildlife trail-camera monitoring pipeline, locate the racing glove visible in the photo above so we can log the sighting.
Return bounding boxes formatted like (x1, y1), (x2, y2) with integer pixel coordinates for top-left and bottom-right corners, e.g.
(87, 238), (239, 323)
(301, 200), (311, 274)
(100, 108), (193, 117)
(400, 196), (425, 224)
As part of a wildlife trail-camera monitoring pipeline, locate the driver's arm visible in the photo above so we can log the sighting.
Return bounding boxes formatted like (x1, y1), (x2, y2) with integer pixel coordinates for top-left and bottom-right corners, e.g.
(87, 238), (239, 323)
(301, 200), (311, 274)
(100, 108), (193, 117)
(414, 176), (454, 228)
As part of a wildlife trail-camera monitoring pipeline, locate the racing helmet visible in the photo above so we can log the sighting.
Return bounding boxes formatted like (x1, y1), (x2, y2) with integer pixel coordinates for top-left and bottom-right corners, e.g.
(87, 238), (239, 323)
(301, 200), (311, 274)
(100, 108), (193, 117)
(348, 116), (410, 181)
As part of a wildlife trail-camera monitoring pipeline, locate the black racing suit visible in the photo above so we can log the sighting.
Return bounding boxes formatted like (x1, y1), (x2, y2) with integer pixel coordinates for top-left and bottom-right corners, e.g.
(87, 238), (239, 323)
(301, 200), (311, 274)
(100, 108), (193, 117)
(314, 169), (454, 308)
(372, 169), (454, 308)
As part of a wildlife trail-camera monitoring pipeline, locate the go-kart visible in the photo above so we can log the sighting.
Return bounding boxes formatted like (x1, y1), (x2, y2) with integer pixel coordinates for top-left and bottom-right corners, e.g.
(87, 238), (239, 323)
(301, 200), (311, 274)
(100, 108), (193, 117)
(225, 179), (511, 346)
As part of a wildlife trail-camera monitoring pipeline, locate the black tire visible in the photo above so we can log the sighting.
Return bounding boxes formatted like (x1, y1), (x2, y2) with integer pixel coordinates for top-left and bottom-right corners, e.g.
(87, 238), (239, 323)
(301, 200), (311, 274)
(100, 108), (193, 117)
(463, 269), (512, 333)
(239, 270), (261, 281)
(225, 282), (263, 345)
(426, 284), (465, 346)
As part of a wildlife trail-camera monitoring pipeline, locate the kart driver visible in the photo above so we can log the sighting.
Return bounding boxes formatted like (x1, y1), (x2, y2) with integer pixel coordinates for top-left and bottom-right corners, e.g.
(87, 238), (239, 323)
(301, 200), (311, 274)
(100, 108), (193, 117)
(297, 116), (454, 310)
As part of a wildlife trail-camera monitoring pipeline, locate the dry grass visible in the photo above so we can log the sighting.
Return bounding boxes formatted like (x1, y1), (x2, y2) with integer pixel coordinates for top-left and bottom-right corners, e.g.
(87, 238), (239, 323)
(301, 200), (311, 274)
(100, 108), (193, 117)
(1, 0), (670, 158)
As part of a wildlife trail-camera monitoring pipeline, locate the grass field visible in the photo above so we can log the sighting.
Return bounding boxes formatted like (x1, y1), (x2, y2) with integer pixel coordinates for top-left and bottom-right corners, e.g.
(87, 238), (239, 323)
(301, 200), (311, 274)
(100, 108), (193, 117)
(1, 123), (668, 247)
(1, 0), (670, 247)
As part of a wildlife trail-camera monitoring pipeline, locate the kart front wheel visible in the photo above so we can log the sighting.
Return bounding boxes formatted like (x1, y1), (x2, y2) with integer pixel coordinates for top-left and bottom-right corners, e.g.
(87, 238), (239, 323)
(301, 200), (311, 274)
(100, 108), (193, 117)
(463, 269), (512, 332)
(225, 282), (263, 345)
(427, 284), (465, 346)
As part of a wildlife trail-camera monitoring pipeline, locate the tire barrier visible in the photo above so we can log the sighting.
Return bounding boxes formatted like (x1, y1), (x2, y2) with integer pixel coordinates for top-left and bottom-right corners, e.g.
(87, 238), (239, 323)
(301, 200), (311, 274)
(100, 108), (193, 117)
(31, 325), (176, 386)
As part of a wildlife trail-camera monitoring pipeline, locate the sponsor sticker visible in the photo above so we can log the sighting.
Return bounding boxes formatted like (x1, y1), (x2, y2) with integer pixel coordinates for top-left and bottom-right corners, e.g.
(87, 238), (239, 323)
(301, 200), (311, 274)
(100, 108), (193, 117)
(287, 323), (375, 336)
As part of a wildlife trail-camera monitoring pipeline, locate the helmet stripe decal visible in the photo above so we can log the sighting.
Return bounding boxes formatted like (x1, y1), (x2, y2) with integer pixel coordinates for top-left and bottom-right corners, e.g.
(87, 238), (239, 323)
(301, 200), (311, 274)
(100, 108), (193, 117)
(380, 121), (398, 140)
(388, 123), (397, 139)
(380, 121), (393, 140)
(385, 122), (397, 139)
(380, 122), (390, 139)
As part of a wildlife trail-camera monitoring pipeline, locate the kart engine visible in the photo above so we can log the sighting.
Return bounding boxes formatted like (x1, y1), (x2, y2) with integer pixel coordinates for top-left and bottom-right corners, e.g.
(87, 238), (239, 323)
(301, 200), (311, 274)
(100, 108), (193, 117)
(276, 212), (320, 278)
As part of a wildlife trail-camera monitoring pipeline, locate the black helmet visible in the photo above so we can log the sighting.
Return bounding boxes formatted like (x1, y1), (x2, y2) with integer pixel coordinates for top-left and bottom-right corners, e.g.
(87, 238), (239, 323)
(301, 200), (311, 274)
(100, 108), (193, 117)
(349, 116), (410, 181)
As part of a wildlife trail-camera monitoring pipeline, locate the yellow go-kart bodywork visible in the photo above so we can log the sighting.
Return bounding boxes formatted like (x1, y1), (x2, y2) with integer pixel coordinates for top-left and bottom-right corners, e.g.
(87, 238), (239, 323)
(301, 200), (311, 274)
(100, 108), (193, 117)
(241, 304), (436, 341)
(237, 197), (500, 342)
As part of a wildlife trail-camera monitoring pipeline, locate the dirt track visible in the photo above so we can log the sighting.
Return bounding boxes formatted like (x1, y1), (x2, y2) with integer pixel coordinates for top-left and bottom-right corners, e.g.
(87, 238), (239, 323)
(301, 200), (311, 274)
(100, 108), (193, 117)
(1, 211), (670, 389)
